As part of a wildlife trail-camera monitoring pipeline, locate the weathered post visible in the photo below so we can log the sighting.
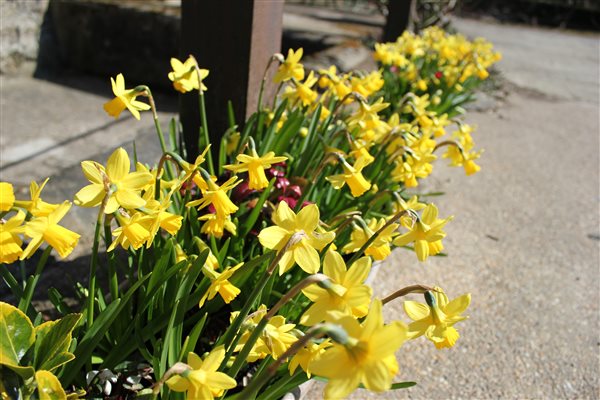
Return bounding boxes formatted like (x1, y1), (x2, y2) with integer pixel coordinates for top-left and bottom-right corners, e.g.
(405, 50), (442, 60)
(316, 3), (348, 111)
(383, 0), (413, 42)
(180, 0), (284, 161)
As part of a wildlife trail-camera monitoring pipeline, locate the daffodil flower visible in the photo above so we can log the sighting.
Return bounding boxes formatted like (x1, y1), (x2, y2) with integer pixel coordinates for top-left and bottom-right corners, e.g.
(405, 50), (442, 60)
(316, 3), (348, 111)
(301, 251), (372, 326)
(393, 203), (453, 262)
(274, 48), (304, 83)
(404, 288), (470, 349)
(0, 210), (25, 263)
(198, 262), (244, 307)
(21, 201), (80, 259)
(198, 213), (236, 238)
(167, 56), (209, 93)
(342, 218), (399, 261)
(282, 71), (318, 107)
(232, 305), (298, 362)
(258, 201), (335, 275)
(224, 149), (287, 190)
(310, 299), (408, 399)
(13, 178), (58, 217)
(326, 156), (372, 197)
(288, 339), (331, 378)
(166, 347), (237, 400)
(187, 176), (240, 219)
(107, 212), (153, 252)
(103, 73), (150, 120)
(74, 148), (153, 214)
(0, 182), (15, 212)
(443, 125), (483, 176)
(143, 199), (183, 245)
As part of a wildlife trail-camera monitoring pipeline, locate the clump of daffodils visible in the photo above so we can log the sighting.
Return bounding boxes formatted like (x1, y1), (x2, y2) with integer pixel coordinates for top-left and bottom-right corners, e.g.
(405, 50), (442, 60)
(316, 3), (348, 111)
(0, 27), (495, 398)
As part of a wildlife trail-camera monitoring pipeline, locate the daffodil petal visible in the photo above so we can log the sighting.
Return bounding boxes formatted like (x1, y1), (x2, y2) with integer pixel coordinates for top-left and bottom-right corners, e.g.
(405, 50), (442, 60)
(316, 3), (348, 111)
(74, 184), (104, 207)
(115, 190), (146, 210)
(361, 359), (391, 392)
(294, 243), (320, 274)
(106, 148), (130, 181)
(403, 301), (430, 321)
(444, 293), (471, 316)
(166, 375), (190, 392)
(323, 250), (345, 283)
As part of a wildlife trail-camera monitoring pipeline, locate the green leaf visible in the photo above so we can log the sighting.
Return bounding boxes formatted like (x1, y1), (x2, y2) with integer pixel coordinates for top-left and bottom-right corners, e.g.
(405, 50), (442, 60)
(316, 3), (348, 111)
(35, 370), (67, 400)
(239, 178), (275, 237)
(180, 313), (207, 360)
(0, 302), (35, 371)
(390, 381), (417, 389)
(34, 313), (81, 372)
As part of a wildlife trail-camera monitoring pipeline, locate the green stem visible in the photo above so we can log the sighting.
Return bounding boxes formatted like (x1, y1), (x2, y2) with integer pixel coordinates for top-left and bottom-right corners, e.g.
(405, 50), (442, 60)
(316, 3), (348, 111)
(104, 218), (119, 302)
(87, 208), (104, 328)
(18, 246), (51, 314)
(198, 90), (215, 175)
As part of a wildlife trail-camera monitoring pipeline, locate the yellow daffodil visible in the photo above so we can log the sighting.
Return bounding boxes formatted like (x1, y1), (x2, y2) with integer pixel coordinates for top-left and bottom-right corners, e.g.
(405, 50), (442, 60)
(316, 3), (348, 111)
(187, 177), (240, 219)
(393, 194), (426, 214)
(225, 149), (287, 190)
(233, 306), (298, 362)
(13, 178), (59, 217)
(0, 211), (25, 263)
(198, 213), (236, 238)
(21, 201), (80, 259)
(443, 124), (483, 176)
(283, 71), (318, 107)
(258, 201), (335, 275)
(346, 98), (389, 133)
(288, 339), (331, 378)
(393, 203), (452, 262)
(301, 251), (372, 326)
(348, 140), (374, 166)
(310, 299), (408, 399)
(166, 347), (237, 400)
(318, 66), (351, 101)
(143, 199), (183, 245)
(198, 262), (244, 307)
(404, 288), (470, 349)
(326, 156), (372, 197)
(350, 71), (384, 98)
(342, 218), (398, 261)
(274, 48), (304, 83)
(74, 148), (153, 214)
(0, 182), (15, 211)
(107, 212), (153, 252)
(167, 56), (209, 93)
(103, 73), (150, 120)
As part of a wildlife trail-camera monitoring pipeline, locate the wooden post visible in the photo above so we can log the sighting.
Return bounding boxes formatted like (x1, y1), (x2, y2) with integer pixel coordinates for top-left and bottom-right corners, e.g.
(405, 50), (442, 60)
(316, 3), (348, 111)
(383, 0), (413, 42)
(180, 0), (284, 161)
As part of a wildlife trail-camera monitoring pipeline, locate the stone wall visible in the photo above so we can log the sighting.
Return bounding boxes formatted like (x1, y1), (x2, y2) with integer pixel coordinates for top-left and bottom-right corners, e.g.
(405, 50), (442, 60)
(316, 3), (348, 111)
(0, 0), (49, 75)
